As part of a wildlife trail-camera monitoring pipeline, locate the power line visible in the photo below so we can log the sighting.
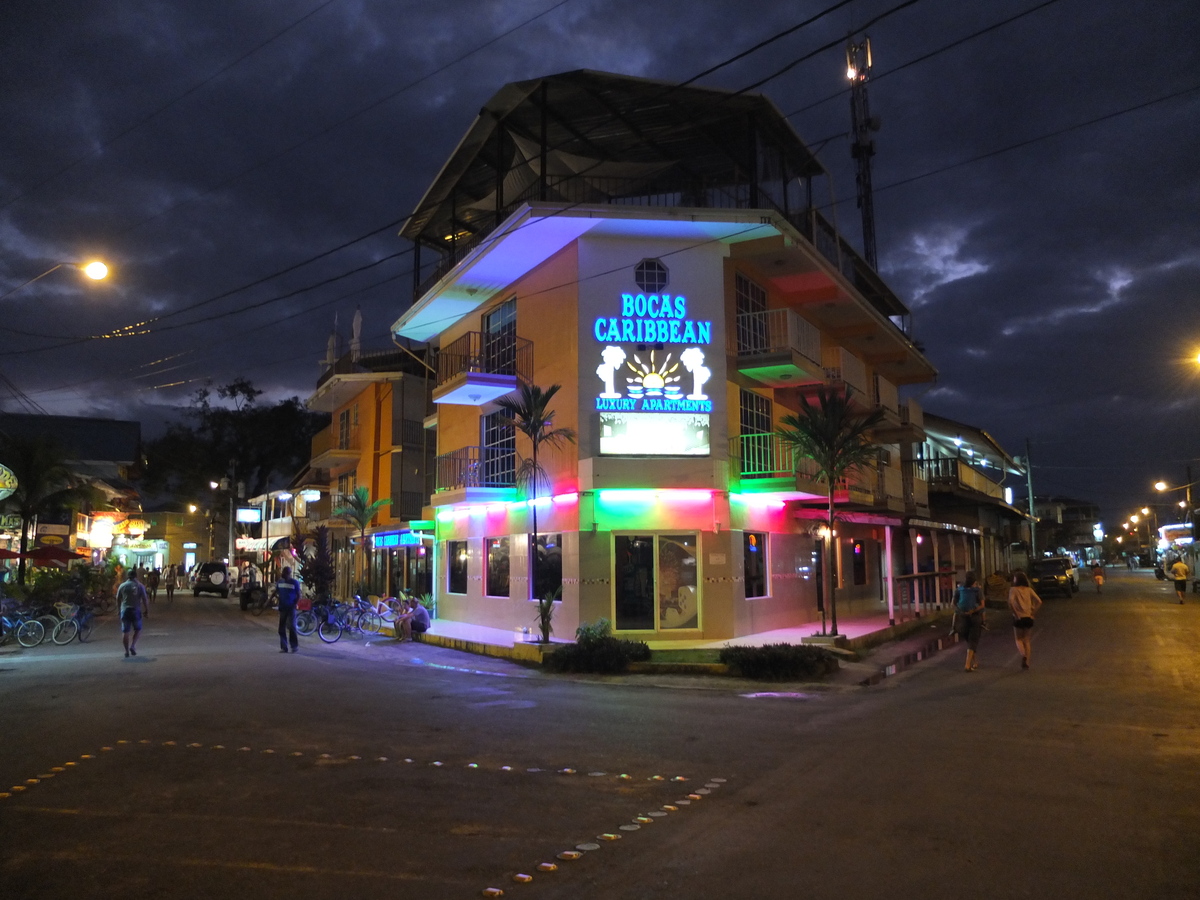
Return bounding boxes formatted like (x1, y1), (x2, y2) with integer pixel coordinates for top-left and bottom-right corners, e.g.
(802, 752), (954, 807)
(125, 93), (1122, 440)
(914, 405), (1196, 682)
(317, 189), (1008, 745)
(0, 0), (343, 212)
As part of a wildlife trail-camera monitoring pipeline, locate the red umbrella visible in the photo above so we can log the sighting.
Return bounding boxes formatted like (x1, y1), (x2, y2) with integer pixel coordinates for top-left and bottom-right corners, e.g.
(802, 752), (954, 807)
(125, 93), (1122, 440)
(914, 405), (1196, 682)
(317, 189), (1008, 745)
(22, 545), (88, 563)
(0, 548), (20, 560)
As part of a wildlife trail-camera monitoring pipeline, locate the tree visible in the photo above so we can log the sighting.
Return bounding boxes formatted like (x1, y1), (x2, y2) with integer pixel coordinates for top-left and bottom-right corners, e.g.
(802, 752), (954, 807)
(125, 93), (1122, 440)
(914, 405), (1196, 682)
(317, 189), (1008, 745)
(495, 383), (576, 641)
(777, 387), (885, 636)
(294, 523), (335, 603)
(0, 434), (81, 585)
(333, 486), (390, 594)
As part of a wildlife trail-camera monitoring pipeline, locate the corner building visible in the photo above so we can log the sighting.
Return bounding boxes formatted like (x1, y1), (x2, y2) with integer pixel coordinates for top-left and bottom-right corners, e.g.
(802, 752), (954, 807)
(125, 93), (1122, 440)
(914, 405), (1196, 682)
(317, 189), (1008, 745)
(394, 71), (945, 643)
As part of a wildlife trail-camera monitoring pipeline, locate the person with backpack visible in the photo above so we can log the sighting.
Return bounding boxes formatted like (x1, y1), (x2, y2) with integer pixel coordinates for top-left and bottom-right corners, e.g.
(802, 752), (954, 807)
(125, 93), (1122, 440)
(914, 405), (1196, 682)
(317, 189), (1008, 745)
(955, 571), (986, 672)
(118, 569), (149, 658)
(275, 566), (302, 653)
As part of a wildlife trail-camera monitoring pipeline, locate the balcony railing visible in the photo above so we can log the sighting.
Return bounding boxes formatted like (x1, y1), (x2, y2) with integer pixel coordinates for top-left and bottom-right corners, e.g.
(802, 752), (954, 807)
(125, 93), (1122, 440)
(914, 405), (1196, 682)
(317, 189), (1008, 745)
(731, 308), (822, 363)
(311, 424), (360, 460)
(873, 374), (899, 414)
(918, 457), (1004, 500)
(435, 331), (532, 391)
(730, 433), (824, 483)
(821, 346), (869, 398)
(901, 397), (924, 430)
(435, 446), (517, 492)
(902, 463), (930, 511)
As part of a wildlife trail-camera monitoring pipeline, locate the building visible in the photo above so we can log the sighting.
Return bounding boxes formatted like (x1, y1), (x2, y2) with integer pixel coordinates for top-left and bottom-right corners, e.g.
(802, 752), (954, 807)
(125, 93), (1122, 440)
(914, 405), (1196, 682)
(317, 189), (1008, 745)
(390, 70), (994, 643)
(304, 336), (436, 598)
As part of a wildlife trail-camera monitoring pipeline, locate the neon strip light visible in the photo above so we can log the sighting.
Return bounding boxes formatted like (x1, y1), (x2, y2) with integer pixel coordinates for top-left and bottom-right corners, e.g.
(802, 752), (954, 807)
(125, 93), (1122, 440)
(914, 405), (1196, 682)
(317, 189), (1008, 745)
(597, 489), (713, 504)
(552, 492), (579, 504)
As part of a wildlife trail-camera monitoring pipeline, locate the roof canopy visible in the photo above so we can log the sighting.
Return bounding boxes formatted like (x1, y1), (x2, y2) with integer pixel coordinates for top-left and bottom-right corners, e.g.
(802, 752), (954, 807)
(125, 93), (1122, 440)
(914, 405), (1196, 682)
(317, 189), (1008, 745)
(402, 70), (827, 249)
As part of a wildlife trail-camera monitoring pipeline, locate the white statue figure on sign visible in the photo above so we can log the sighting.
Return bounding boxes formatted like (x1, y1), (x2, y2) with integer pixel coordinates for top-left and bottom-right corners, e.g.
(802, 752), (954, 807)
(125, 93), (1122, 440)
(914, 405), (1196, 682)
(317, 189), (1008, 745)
(596, 345), (627, 398)
(680, 347), (710, 400)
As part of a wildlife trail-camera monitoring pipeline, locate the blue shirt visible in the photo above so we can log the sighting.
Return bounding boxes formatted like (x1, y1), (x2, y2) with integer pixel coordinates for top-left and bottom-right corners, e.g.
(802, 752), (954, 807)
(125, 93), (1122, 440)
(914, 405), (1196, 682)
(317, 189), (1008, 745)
(275, 578), (302, 607)
(955, 585), (981, 613)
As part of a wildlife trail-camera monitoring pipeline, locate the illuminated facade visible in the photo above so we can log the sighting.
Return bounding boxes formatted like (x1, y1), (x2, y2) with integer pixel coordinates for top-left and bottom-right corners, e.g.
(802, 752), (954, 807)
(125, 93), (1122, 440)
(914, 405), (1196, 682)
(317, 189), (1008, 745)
(393, 72), (1014, 641)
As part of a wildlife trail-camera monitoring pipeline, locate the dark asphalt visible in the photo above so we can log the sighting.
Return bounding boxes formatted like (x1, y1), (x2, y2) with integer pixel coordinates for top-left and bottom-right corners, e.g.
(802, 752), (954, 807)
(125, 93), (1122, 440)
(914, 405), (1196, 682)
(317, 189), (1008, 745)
(1, 569), (1197, 899)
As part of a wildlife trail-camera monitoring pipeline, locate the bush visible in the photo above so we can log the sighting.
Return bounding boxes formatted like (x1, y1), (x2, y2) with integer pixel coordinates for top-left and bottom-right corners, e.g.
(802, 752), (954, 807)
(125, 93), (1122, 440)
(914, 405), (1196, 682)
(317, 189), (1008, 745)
(544, 619), (650, 674)
(718, 643), (838, 680)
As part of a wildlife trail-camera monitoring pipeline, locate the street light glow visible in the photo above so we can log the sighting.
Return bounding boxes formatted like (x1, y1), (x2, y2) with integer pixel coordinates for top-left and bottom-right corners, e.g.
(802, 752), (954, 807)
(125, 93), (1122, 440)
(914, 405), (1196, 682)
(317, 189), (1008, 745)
(1155, 481), (1167, 491)
(81, 261), (108, 280)
(1141, 507), (1150, 515)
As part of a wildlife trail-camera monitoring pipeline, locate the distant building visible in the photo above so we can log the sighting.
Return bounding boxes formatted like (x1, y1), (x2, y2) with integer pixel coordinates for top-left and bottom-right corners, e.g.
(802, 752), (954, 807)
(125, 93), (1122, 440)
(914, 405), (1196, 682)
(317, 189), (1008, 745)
(1032, 495), (1102, 560)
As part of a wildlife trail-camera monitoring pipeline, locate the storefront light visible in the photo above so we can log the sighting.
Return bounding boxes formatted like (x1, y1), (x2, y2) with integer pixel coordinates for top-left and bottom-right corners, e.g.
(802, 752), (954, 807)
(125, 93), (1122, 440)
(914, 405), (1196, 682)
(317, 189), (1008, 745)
(552, 492), (579, 504)
(436, 510), (454, 522)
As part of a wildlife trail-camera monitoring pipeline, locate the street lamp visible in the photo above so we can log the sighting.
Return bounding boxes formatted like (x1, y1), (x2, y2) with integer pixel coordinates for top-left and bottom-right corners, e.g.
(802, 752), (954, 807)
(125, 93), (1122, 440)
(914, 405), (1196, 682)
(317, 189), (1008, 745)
(0, 259), (110, 301)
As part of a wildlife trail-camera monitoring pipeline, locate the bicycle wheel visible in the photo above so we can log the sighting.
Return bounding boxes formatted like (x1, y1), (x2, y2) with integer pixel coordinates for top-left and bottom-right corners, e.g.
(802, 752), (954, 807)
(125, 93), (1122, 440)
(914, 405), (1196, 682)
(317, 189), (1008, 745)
(359, 611), (383, 634)
(317, 620), (342, 643)
(38, 615), (60, 639)
(78, 615), (95, 642)
(379, 598), (402, 622)
(250, 590), (268, 617)
(52, 618), (79, 645)
(295, 611), (316, 636)
(17, 620), (45, 648)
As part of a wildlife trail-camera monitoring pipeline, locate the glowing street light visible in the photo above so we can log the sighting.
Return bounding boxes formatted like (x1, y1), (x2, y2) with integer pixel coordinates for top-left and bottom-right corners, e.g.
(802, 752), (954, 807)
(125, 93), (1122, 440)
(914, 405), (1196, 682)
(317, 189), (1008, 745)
(0, 259), (110, 301)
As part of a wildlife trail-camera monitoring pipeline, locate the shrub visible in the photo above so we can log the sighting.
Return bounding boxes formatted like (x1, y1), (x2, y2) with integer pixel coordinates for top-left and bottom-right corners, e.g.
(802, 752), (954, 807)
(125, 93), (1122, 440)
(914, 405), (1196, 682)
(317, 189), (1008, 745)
(718, 643), (838, 680)
(544, 619), (650, 674)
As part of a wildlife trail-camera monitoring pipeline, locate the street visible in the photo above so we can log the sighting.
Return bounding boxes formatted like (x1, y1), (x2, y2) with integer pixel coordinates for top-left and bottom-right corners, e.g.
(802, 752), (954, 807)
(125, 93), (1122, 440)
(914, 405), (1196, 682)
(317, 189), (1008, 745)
(1, 568), (1198, 899)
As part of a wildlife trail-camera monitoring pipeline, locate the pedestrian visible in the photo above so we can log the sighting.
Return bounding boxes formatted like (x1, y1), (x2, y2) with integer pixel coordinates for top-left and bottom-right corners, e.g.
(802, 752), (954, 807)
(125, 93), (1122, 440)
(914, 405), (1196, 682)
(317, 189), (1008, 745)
(1092, 561), (1104, 594)
(274, 565), (301, 653)
(118, 569), (149, 658)
(1168, 557), (1190, 604)
(1008, 570), (1043, 670)
(955, 571), (985, 671)
(164, 564), (176, 604)
(147, 567), (160, 603)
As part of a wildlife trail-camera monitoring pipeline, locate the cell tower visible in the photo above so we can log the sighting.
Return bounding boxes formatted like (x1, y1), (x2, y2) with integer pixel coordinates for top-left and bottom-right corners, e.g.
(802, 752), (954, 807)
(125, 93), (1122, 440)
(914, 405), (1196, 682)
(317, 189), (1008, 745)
(846, 36), (881, 270)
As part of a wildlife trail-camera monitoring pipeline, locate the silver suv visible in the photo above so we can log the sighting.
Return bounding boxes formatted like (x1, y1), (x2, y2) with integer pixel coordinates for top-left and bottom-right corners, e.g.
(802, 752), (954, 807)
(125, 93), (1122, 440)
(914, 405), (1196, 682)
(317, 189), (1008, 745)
(193, 561), (232, 598)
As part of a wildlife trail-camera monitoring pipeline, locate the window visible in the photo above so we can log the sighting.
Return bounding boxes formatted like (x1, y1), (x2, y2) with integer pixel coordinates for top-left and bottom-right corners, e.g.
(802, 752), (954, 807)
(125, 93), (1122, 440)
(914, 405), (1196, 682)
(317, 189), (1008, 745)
(739, 389), (775, 476)
(614, 534), (699, 632)
(634, 258), (668, 293)
(336, 470), (357, 505)
(482, 297), (517, 375)
(533, 533), (562, 601)
(447, 540), (468, 594)
(337, 405), (359, 450)
(735, 272), (768, 353)
(482, 411), (515, 486)
(744, 532), (768, 598)
(486, 536), (510, 597)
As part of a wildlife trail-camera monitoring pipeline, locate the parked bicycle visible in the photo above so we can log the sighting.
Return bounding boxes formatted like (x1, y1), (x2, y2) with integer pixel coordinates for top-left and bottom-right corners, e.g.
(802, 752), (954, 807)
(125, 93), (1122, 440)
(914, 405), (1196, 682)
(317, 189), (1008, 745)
(0, 601), (45, 648)
(51, 603), (95, 644)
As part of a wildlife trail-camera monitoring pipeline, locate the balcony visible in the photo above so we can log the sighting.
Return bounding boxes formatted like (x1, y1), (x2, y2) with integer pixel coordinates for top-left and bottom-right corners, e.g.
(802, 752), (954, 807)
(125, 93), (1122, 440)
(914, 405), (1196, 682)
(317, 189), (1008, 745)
(875, 465), (906, 513)
(729, 433), (862, 502)
(918, 456), (1004, 501)
(310, 424), (361, 468)
(870, 380), (925, 443)
(730, 309), (823, 389)
(433, 331), (532, 405)
(435, 446), (517, 493)
(902, 462), (930, 515)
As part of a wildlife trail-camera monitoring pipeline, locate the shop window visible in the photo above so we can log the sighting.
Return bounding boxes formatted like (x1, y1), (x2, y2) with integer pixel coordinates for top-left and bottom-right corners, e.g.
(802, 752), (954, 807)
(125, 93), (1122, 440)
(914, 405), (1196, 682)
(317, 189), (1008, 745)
(447, 540), (468, 594)
(744, 532), (768, 599)
(486, 536), (510, 597)
(533, 533), (562, 601)
(614, 534), (699, 632)
(852, 539), (868, 586)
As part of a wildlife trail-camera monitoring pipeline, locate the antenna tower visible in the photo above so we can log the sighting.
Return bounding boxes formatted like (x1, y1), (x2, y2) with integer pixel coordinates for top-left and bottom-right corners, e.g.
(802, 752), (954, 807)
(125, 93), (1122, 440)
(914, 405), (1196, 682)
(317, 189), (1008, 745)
(846, 36), (881, 270)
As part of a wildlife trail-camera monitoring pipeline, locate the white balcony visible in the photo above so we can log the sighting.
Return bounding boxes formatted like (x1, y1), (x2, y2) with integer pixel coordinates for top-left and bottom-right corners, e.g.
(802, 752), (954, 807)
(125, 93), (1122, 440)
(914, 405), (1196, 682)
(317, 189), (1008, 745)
(730, 309), (824, 389)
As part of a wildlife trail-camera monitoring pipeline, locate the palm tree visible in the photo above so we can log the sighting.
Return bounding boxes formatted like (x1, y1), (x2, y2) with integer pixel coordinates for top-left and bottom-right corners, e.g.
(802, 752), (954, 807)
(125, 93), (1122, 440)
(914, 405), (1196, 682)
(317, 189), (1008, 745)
(777, 387), (885, 636)
(333, 486), (390, 594)
(495, 383), (576, 640)
(0, 433), (80, 585)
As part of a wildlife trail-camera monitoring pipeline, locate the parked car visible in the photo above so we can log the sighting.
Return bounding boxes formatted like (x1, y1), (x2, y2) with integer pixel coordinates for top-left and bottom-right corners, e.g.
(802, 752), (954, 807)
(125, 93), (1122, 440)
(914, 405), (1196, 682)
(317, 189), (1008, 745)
(1029, 557), (1076, 597)
(193, 561), (232, 598)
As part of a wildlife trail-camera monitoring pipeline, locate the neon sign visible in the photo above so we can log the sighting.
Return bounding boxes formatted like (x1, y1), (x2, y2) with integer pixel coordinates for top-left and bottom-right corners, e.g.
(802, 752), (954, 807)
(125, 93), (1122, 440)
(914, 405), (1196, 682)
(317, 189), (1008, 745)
(592, 294), (712, 345)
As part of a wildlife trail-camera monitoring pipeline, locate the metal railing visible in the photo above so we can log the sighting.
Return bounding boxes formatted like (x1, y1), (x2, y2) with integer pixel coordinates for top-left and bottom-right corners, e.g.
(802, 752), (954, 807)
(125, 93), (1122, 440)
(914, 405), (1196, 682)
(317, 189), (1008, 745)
(918, 457), (1004, 500)
(435, 446), (517, 491)
(730, 308), (822, 365)
(311, 424), (360, 458)
(730, 433), (826, 484)
(435, 331), (532, 390)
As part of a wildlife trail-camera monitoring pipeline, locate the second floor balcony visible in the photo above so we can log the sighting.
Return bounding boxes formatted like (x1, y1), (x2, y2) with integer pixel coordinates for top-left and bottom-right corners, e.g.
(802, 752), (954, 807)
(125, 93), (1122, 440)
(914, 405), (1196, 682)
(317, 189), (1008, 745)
(435, 446), (517, 494)
(730, 309), (823, 389)
(434, 331), (532, 406)
(918, 456), (1005, 501)
(310, 424), (360, 468)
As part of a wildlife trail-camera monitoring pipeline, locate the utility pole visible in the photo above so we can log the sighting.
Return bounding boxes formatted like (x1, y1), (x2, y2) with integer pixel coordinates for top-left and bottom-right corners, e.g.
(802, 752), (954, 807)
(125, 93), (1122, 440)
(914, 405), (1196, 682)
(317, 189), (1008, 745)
(847, 36), (881, 270)
(1024, 439), (1037, 559)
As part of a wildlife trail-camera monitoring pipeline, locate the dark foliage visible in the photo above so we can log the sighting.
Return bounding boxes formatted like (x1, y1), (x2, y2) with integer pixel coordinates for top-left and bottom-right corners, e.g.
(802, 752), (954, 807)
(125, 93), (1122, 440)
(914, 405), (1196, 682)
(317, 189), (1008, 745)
(718, 643), (839, 680)
(544, 634), (651, 674)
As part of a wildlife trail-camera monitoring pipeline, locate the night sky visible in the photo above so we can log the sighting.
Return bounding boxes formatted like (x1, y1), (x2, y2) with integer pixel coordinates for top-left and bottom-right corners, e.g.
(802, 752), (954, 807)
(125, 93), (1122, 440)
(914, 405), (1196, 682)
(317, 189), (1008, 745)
(2, 0), (1197, 525)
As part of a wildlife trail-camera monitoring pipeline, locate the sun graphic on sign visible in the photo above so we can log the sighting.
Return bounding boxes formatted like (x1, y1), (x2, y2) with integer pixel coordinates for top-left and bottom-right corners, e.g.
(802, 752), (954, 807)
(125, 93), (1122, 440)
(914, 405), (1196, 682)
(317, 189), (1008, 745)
(626, 350), (682, 398)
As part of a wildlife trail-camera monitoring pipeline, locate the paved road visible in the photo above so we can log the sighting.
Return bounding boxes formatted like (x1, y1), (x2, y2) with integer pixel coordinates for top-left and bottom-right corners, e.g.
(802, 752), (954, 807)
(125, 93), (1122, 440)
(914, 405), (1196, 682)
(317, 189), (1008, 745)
(1, 569), (1197, 899)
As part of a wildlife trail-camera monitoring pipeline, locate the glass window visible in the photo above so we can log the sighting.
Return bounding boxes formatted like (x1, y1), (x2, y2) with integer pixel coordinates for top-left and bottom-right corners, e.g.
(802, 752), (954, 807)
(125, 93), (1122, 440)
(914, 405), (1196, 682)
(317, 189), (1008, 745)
(482, 411), (515, 487)
(533, 533), (562, 601)
(744, 532), (768, 598)
(658, 534), (698, 629)
(447, 541), (468, 594)
(852, 539), (868, 586)
(614, 535), (655, 631)
(486, 537), (510, 597)
(735, 272), (768, 353)
(483, 297), (517, 375)
(739, 389), (775, 477)
(634, 258), (669, 293)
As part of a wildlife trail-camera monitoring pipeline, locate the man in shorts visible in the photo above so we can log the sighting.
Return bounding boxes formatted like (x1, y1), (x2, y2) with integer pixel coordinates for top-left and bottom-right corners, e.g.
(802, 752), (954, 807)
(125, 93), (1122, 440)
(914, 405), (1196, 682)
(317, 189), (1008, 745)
(118, 570), (149, 657)
(1169, 557), (1190, 604)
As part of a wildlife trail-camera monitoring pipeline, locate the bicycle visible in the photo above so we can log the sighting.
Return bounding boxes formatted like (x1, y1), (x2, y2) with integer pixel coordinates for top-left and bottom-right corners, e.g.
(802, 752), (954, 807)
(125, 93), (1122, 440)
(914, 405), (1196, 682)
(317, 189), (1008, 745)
(51, 604), (95, 644)
(294, 599), (344, 643)
(0, 602), (45, 648)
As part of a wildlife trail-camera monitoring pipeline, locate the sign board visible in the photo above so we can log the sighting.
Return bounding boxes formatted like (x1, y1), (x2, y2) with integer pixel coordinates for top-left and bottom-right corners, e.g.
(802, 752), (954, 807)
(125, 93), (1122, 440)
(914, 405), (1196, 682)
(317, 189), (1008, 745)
(0, 464), (16, 502)
(236, 507), (263, 524)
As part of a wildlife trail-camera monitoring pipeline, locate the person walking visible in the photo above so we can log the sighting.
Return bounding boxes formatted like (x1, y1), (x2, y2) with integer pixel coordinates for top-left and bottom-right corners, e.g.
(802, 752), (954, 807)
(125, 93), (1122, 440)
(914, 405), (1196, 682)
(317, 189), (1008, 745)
(1092, 561), (1104, 594)
(1008, 570), (1043, 670)
(163, 564), (176, 604)
(1168, 557), (1190, 604)
(274, 566), (302, 653)
(118, 569), (149, 658)
(955, 572), (986, 671)
(147, 567), (161, 603)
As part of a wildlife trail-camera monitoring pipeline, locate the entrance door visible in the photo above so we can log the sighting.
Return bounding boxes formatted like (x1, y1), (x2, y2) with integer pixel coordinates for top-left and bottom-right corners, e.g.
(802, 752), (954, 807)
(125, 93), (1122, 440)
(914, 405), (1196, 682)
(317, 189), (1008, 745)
(613, 534), (699, 632)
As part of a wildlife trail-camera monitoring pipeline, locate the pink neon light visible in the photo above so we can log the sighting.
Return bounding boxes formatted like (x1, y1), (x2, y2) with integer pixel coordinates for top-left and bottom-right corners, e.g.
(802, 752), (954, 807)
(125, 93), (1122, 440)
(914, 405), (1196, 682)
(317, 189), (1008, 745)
(552, 492), (579, 504)
(664, 490), (713, 502)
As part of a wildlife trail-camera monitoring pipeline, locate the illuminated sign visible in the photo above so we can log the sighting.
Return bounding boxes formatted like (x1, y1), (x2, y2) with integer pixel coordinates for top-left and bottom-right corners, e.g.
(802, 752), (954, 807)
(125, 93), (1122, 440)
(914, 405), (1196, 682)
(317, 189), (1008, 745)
(0, 464), (16, 502)
(182, 542), (198, 549)
(595, 346), (711, 413)
(600, 412), (710, 456)
(236, 507), (263, 524)
(592, 294), (712, 346)
(374, 531), (423, 548)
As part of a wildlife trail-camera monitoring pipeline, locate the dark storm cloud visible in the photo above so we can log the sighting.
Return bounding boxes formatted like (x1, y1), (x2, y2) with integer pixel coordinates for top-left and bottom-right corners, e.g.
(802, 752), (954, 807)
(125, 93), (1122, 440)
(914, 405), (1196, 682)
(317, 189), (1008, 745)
(1, 0), (1197, 520)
